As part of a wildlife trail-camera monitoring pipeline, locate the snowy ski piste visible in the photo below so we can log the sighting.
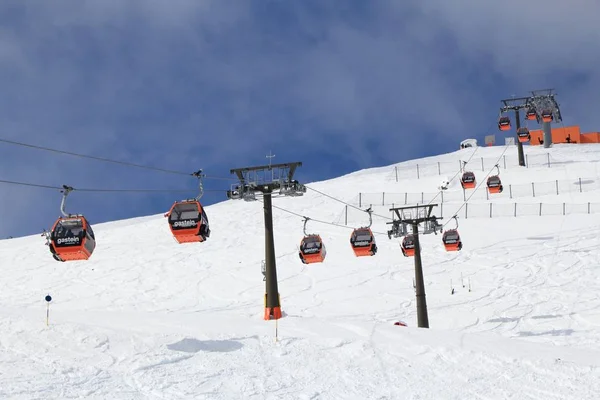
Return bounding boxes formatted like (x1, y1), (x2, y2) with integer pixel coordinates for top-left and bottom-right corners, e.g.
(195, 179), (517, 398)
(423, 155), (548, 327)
(1, 143), (600, 399)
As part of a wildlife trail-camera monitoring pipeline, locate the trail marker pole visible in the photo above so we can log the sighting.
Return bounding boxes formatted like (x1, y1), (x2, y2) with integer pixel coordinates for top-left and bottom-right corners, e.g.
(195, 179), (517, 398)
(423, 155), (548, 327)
(45, 294), (52, 326)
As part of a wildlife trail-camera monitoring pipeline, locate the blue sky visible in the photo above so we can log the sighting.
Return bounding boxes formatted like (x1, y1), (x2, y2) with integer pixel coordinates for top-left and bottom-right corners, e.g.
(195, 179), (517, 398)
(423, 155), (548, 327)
(1, 0), (599, 238)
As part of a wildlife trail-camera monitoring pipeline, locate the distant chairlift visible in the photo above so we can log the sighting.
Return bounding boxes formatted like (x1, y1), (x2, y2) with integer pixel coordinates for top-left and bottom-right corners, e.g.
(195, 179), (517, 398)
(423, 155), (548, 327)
(43, 185), (96, 262)
(299, 217), (326, 264)
(350, 208), (377, 257)
(164, 170), (210, 244)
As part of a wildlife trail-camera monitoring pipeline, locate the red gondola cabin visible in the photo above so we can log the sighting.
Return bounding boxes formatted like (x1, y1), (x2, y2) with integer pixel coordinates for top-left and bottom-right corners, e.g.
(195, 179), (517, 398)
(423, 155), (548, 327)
(541, 110), (553, 123)
(350, 227), (377, 257)
(526, 109), (537, 121)
(461, 171), (476, 189)
(299, 234), (326, 264)
(165, 200), (210, 244)
(487, 175), (503, 194)
(498, 116), (511, 131)
(49, 216), (96, 262)
(401, 234), (415, 257)
(517, 127), (531, 143)
(442, 229), (462, 252)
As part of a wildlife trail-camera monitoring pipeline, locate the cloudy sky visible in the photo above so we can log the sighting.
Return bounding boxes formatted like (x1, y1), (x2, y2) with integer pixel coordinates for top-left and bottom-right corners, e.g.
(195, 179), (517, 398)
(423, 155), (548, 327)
(0, 0), (598, 238)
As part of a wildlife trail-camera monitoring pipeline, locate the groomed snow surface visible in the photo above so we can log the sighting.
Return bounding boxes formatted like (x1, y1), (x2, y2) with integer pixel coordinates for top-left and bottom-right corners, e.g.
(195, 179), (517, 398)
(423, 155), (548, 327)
(1, 143), (600, 399)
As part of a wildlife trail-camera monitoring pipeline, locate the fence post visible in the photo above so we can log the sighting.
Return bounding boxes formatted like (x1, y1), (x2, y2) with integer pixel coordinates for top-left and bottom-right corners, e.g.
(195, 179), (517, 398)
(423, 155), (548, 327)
(526, 154), (529, 168)
(547, 153), (550, 168)
(539, 202), (542, 216)
(514, 203), (517, 217)
(417, 164), (420, 179)
(588, 202), (591, 214)
(489, 203), (492, 218)
(465, 203), (468, 219)
(503, 155), (506, 169)
(440, 203), (443, 218)
(556, 180), (559, 195)
(463, 188), (466, 202)
(579, 177), (582, 193)
(563, 202), (565, 215)
(486, 187), (489, 201)
(532, 182), (535, 197)
(345, 205), (348, 225)
(395, 166), (398, 182)
(438, 162), (441, 175)
(421, 192), (424, 203)
(509, 184), (512, 199)
(404, 192), (407, 205)
(382, 192), (385, 206)
(359, 193), (362, 208)
(481, 157), (484, 171)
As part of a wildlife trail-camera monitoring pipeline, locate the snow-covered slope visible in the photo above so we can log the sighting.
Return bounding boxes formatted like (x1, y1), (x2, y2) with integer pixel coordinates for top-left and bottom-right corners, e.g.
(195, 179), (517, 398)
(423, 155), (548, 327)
(1, 144), (600, 399)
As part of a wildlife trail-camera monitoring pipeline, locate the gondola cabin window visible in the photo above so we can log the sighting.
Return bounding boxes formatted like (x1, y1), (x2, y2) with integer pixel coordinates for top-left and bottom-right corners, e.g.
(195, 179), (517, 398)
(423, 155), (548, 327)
(53, 218), (85, 247)
(168, 202), (202, 230)
(443, 231), (460, 243)
(352, 231), (372, 246)
(301, 236), (322, 253)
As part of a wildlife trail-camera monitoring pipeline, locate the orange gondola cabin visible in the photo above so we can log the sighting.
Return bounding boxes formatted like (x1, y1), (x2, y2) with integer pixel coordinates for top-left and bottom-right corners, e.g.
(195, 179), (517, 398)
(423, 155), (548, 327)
(498, 116), (511, 131)
(487, 175), (503, 194)
(350, 227), (377, 257)
(461, 171), (476, 189)
(517, 127), (531, 143)
(165, 200), (210, 244)
(299, 234), (326, 264)
(442, 229), (462, 252)
(541, 109), (553, 123)
(49, 216), (96, 262)
(525, 108), (537, 121)
(401, 234), (415, 257)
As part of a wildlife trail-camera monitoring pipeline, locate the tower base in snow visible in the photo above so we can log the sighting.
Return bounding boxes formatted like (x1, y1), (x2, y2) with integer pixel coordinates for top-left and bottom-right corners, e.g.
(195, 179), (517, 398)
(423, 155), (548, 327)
(264, 306), (282, 320)
(264, 293), (282, 320)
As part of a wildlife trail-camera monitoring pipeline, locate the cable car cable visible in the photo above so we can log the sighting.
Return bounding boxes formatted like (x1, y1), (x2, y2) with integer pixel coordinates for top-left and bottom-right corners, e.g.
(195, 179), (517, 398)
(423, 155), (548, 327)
(0, 178), (227, 194)
(305, 186), (392, 221)
(425, 142), (481, 207)
(260, 198), (390, 237)
(0, 137), (236, 181)
(441, 143), (511, 228)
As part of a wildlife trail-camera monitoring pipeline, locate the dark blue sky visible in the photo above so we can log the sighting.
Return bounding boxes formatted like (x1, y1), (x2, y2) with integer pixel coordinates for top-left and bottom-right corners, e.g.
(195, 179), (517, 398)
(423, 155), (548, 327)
(1, 0), (598, 238)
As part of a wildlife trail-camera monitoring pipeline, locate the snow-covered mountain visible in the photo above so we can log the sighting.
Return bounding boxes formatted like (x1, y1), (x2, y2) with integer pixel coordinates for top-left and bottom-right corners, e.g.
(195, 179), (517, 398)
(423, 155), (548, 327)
(1, 143), (600, 399)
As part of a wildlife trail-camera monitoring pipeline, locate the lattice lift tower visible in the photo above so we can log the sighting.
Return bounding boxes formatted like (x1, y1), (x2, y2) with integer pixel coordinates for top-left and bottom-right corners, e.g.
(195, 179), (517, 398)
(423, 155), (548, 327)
(497, 89), (563, 165)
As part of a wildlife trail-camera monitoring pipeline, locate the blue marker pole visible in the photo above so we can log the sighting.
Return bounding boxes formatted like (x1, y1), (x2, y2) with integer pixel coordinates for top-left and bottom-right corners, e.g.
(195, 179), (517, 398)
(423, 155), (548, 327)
(45, 295), (52, 326)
